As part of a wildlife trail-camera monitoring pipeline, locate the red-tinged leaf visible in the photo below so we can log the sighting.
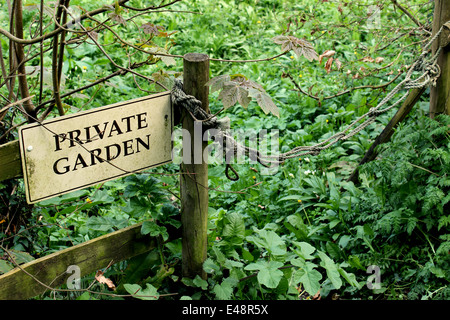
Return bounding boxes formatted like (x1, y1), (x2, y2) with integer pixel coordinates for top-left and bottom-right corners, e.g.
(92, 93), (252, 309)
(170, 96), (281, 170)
(248, 88), (280, 118)
(218, 82), (240, 109)
(272, 35), (289, 45)
(141, 22), (164, 35)
(206, 74), (231, 93)
(237, 86), (251, 108)
(108, 12), (126, 26)
(273, 35), (318, 61)
(325, 57), (333, 74)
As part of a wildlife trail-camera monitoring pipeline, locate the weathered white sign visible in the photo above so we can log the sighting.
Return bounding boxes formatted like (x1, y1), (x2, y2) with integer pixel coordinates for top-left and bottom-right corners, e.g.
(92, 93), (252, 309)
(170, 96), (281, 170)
(19, 91), (172, 204)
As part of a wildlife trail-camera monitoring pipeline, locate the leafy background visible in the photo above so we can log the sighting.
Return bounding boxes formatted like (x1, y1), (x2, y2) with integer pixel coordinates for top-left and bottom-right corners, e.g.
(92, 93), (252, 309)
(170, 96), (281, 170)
(0, 0), (449, 300)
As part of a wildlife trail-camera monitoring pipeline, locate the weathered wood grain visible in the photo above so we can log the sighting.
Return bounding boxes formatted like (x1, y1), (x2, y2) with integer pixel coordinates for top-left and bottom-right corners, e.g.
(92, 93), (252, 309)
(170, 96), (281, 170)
(0, 222), (157, 300)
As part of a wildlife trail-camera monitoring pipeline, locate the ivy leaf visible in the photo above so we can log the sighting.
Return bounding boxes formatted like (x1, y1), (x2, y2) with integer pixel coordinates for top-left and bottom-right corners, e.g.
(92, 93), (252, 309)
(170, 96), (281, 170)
(272, 35), (318, 61)
(292, 241), (316, 260)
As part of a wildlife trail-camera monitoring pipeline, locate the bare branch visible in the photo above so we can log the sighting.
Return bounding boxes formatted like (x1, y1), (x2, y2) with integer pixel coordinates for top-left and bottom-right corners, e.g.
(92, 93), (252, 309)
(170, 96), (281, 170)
(121, 0), (184, 11)
(391, 0), (427, 30)
(0, 0), (132, 44)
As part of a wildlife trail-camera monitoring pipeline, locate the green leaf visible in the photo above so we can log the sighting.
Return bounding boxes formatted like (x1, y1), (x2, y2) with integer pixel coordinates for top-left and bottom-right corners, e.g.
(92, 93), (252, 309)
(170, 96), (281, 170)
(203, 258), (221, 274)
(317, 251), (342, 289)
(141, 221), (169, 241)
(213, 277), (237, 300)
(338, 267), (360, 288)
(124, 283), (159, 300)
(118, 251), (160, 290)
(193, 275), (208, 290)
(246, 229), (286, 257)
(7, 249), (35, 264)
(292, 241), (316, 260)
(291, 259), (322, 295)
(0, 260), (13, 274)
(245, 260), (284, 289)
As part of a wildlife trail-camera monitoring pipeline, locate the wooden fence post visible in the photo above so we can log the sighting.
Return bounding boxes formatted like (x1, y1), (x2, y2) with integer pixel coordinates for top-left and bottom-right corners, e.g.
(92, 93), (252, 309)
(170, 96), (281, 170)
(181, 53), (209, 279)
(430, 0), (450, 118)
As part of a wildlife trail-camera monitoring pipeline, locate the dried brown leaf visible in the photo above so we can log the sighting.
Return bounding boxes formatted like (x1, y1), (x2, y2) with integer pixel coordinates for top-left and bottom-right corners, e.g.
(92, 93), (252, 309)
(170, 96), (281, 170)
(319, 50), (336, 63)
(324, 57), (333, 74)
(95, 270), (116, 289)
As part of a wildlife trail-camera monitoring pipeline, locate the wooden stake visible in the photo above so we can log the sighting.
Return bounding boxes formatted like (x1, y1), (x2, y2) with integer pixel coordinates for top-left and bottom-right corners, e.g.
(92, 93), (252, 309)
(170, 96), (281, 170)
(181, 53), (209, 279)
(430, 0), (450, 118)
(347, 87), (425, 184)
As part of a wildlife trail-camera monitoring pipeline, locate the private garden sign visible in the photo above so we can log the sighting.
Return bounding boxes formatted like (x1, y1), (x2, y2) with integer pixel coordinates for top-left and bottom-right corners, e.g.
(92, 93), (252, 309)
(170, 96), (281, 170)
(19, 91), (173, 204)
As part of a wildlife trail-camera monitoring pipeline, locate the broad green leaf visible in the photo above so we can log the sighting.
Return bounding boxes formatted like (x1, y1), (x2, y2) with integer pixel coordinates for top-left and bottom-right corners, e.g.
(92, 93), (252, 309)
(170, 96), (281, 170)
(118, 251), (160, 289)
(246, 229), (286, 257)
(245, 260), (283, 288)
(7, 249), (35, 264)
(317, 251), (342, 289)
(292, 241), (316, 260)
(0, 260), (13, 274)
(141, 221), (169, 241)
(338, 267), (360, 288)
(291, 260), (322, 295)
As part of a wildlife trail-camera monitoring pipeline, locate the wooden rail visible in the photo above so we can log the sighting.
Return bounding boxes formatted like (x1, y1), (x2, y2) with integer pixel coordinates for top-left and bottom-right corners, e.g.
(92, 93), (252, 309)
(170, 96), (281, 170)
(0, 222), (158, 300)
(0, 140), (22, 181)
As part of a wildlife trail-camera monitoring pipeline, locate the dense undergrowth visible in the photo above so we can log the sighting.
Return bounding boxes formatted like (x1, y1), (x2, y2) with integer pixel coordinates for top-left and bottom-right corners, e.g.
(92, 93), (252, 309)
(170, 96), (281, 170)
(0, 0), (448, 300)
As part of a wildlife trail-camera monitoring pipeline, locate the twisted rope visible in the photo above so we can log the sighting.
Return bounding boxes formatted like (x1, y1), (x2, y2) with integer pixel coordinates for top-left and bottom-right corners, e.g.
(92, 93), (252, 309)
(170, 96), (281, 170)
(171, 24), (446, 180)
